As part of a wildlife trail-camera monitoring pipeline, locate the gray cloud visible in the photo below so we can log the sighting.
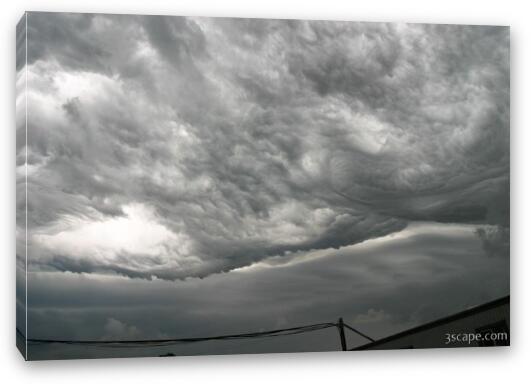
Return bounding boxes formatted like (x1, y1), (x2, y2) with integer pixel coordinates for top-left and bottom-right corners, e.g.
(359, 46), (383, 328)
(476, 225), (510, 258)
(18, 13), (509, 282)
(24, 223), (509, 358)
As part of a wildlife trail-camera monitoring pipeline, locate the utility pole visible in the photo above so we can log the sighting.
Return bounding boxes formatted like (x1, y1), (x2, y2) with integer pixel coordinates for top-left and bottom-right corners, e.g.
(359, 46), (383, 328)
(337, 317), (347, 351)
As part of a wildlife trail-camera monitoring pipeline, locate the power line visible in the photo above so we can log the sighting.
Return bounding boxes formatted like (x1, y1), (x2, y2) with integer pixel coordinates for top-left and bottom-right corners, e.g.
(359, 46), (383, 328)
(22, 319), (374, 350)
(343, 322), (375, 342)
(24, 322), (337, 348)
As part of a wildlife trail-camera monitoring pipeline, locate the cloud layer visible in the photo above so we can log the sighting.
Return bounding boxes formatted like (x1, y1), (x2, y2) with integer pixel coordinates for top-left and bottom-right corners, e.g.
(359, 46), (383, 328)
(18, 13), (509, 280)
(24, 222), (509, 358)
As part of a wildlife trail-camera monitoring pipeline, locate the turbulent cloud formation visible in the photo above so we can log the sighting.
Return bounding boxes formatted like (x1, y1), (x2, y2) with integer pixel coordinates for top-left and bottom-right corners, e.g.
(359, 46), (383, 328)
(17, 13), (509, 281)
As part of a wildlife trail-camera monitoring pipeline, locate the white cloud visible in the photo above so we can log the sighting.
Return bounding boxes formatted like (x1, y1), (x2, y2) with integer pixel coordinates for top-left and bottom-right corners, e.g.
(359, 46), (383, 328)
(32, 203), (199, 274)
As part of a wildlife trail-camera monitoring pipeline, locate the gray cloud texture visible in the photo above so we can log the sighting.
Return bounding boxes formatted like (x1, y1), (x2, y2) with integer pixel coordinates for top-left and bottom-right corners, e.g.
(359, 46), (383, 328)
(23, 223), (509, 359)
(17, 13), (509, 281)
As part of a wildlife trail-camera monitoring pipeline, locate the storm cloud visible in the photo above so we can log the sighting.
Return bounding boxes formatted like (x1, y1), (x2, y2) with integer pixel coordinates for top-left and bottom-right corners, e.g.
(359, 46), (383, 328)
(17, 13), (509, 281)
(16, 13), (510, 358)
(23, 222), (509, 358)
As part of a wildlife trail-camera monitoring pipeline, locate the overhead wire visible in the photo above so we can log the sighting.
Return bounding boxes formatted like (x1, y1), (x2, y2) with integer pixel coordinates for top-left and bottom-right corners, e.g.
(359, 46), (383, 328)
(22, 319), (374, 349)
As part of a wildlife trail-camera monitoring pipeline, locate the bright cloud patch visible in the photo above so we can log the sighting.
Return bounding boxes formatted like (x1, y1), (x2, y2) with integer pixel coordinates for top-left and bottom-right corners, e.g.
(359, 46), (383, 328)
(32, 204), (199, 278)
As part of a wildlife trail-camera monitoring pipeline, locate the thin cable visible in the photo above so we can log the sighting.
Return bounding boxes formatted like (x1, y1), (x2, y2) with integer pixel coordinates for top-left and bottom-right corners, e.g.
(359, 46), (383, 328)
(26, 322), (338, 348)
(342, 322), (375, 342)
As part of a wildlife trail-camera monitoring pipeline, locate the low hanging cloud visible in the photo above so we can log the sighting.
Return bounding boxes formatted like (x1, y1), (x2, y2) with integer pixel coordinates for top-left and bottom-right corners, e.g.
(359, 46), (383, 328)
(102, 318), (142, 341)
(17, 13), (510, 280)
(24, 222), (509, 357)
(476, 225), (510, 258)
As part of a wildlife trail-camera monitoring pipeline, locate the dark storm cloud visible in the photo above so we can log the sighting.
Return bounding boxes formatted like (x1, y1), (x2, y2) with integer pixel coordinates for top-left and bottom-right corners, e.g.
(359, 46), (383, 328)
(25, 223), (509, 358)
(26, 13), (108, 72)
(17, 13), (510, 280)
(143, 15), (207, 65)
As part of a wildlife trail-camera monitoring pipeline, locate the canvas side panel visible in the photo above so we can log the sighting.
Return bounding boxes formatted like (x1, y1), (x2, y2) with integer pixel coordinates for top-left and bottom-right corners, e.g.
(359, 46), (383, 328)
(15, 12), (27, 360)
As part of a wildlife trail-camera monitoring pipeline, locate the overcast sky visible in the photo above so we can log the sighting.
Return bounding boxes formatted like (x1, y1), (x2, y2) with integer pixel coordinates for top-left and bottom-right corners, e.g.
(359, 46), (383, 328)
(16, 12), (509, 359)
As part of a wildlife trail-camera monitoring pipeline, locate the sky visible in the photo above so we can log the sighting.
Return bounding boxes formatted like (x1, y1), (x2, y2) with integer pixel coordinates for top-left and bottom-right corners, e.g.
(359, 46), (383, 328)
(16, 12), (509, 359)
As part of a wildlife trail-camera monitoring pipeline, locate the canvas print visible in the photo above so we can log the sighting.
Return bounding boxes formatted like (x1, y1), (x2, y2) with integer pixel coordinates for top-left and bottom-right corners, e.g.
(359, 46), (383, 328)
(16, 12), (510, 361)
